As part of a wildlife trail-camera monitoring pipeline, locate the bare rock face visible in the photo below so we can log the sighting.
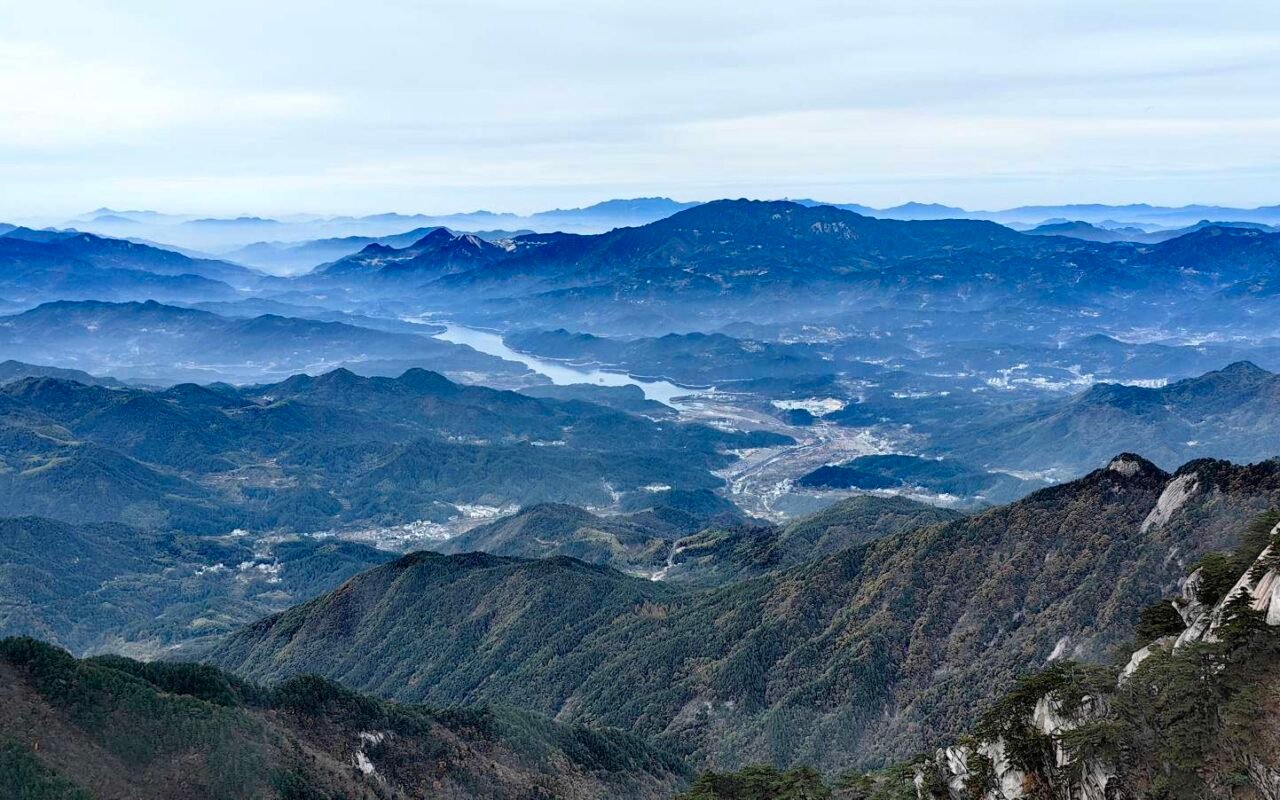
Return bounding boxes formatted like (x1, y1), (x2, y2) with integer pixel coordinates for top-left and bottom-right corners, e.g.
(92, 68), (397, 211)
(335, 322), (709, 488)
(1175, 525), (1280, 649)
(1248, 755), (1280, 800)
(915, 517), (1280, 800)
(1140, 473), (1198, 533)
(1107, 455), (1145, 477)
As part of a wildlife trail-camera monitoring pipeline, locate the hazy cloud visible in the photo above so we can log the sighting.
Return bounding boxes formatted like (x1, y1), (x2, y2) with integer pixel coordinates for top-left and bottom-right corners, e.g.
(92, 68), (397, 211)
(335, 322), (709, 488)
(1, 0), (1278, 217)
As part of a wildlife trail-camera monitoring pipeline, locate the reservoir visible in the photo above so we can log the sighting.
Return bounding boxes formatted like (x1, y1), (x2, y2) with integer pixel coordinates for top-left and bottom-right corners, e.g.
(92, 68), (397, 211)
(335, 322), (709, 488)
(431, 323), (695, 406)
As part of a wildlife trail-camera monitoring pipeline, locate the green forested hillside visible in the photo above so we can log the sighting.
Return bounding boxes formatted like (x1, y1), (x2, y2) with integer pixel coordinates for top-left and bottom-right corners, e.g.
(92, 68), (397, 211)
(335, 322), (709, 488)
(207, 455), (1280, 770)
(654, 494), (965, 586)
(440, 503), (693, 575)
(904, 511), (1280, 800)
(0, 637), (688, 799)
(0, 516), (394, 655)
(204, 551), (680, 706)
(443, 494), (960, 584)
(0, 369), (784, 532)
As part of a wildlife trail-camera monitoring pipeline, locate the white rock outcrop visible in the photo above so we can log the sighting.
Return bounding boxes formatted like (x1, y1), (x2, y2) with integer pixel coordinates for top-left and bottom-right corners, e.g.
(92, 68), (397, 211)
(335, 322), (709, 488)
(1139, 474), (1198, 533)
(917, 519), (1280, 800)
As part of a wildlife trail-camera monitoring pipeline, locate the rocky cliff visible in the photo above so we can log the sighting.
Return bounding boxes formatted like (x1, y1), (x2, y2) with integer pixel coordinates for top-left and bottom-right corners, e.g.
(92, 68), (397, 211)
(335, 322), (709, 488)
(915, 515), (1280, 800)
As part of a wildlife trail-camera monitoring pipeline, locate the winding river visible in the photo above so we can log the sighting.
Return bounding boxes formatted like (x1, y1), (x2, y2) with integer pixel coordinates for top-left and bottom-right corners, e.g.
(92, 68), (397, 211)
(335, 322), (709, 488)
(431, 323), (695, 406)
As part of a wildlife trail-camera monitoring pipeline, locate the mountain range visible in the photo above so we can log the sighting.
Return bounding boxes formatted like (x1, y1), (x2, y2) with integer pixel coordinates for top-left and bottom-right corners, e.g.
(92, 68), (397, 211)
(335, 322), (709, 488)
(204, 453), (1280, 771)
(271, 200), (1280, 338)
(0, 366), (782, 535)
(0, 360), (122, 387)
(60, 198), (704, 253)
(1, 226), (260, 287)
(3, 189), (1280, 798)
(224, 226), (532, 274)
(938, 361), (1280, 474)
(13, 199), (1280, 353)
(0, 299), (527, 384)
(0, 230), (247, 306)
(53, 197), (1280, 257)
(1024, 218), (1278, 244)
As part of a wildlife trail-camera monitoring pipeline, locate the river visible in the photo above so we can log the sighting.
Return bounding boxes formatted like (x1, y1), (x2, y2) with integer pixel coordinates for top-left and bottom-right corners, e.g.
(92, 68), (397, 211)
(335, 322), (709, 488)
(431, 323), (696, 406)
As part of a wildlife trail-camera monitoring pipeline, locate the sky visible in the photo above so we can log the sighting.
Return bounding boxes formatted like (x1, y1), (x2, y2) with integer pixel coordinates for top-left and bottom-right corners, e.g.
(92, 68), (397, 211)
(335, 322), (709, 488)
(2, 0), (1280, 219)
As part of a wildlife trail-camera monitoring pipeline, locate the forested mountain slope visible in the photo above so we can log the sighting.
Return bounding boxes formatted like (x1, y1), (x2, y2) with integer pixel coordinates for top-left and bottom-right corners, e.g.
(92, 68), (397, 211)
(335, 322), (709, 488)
(208, 454), (1280, 771)
(910, 512), (1280, 800)
(0, 368), (782, 532)
(0, 516), (394, 656)
(0, 638), (687, 799)
(440, 494), (959, 583)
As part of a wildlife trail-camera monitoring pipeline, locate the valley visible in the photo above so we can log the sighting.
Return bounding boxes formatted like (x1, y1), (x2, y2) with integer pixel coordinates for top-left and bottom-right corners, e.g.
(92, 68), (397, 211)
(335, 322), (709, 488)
(4, 201), (1280, 798)
(9, 5), (1280, 796)
(713, 420), (910, 519)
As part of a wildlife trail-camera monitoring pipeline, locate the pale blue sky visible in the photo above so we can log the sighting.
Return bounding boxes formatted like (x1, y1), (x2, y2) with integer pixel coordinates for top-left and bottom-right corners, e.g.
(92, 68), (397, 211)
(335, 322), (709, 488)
(3, 0), (1280, 218)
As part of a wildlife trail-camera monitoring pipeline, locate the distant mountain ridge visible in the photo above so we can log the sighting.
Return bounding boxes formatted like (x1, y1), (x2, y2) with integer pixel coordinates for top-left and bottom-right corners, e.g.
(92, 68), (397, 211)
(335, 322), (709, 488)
(0, 360), (122, 387)
(66, 197), (702, 252)
(65, 197), (1280, 244)
(942, 361), (1280, 473)
(0, 299), (526, 384)
(226, 226), (532, 274)
(0, 232), (246, 306)
(280, 200), (1280, 334)
(314, 226), (510, 280)
(1025, 218), (1278, 244)
(1, 226), (261, 287)
(0, 363), (783, 536)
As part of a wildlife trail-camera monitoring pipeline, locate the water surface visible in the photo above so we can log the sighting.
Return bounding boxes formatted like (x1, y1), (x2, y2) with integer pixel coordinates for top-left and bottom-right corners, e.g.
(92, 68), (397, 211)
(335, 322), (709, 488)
(432, 323), (694, 406)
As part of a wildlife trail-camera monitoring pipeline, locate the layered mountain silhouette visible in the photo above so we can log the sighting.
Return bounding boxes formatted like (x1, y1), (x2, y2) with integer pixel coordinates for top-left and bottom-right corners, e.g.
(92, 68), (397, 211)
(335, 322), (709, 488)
(0, 299), (527, 384)
(266, 201), (1280, 336)
(314, 227), (509, 280)
(942, 361), (1280, 473)
(0, 367), (783, 534)
(0, 227), (263, 307)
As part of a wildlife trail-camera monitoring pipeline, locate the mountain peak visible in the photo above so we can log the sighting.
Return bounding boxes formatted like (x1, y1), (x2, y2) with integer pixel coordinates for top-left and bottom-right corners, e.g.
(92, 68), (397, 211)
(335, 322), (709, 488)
(395, 367), (456, 393)
(1216, 360), (1269, 378)
(315, 367), (360, 384)
(409, 227), (455, 248)
(1106, 453), (1163, 478)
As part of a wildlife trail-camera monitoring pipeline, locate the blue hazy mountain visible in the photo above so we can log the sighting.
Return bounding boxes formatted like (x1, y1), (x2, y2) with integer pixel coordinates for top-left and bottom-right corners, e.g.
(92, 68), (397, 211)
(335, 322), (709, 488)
(1, 226), (262, 286)
(235, 200), (1280, 348)
(0, 300), (528, 384)
(1027, 218), (1280, 244)
(0, 360), (123, 387)
(937, 361), (1280, 473)
(0, 229), (254, 305)
(224, 226), (533, 274)
(381, 201), (1276, 335)
(68, 197), (704, 253)
(313, 227), (510, 280)
(62, 196), (1280, 260)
